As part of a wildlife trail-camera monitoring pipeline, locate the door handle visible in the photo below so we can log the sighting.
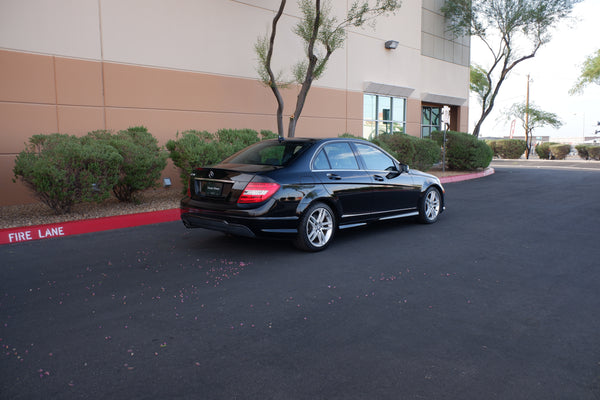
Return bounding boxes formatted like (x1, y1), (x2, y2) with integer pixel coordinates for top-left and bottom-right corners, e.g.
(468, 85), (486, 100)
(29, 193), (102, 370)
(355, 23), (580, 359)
(374, 175), (385, 182)
(327, 173), (341, 180)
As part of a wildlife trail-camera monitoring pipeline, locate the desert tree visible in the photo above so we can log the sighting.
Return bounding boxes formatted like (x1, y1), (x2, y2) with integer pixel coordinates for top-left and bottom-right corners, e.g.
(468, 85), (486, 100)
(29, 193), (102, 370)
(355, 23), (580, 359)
(570, 49), (600, 95)
(255, 0), (401, 137)
(443, 0), (579, 137)
(470, 64), (490, 110)
(506, 102), (562, 158)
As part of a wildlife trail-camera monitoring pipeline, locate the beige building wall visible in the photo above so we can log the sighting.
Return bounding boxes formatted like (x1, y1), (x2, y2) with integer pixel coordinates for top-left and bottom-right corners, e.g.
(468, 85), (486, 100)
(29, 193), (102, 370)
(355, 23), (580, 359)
(0, 0), (469, 207)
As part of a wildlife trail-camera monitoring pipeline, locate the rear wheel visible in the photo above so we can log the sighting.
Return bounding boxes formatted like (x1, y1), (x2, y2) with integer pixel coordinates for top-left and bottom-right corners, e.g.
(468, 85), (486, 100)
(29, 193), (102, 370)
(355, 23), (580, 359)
(418, 187), (441, 224)
(294, 202), (336, 252)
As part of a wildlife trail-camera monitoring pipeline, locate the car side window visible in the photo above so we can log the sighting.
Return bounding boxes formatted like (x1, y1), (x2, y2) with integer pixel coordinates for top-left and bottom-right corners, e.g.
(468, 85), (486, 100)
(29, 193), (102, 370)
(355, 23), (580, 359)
(319, 142), (359, 170)
(313, 149), (331, 170)
(355, 143), (395, 171)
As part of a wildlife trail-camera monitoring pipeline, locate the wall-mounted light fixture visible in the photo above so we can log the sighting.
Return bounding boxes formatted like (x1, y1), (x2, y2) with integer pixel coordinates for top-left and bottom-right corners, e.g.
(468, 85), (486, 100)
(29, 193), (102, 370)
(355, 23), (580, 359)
(384, 40), (399, 50)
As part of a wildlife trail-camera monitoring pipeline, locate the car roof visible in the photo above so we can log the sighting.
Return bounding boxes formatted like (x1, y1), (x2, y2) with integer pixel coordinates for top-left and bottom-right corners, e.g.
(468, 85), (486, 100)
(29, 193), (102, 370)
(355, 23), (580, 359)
(267, 137), (366, 143)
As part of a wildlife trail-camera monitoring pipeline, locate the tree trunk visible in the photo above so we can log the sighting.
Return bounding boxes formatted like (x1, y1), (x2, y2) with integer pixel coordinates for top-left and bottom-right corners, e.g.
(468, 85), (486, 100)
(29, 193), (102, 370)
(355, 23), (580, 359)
(287, 0), (320, 138)
(472, 120), (482, 138)
(265, 0), (286, 137)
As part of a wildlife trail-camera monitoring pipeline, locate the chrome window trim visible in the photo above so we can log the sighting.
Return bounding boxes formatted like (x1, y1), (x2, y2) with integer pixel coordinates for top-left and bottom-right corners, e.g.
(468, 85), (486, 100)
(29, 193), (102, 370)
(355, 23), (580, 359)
(194, 178), (234, 184)
(341, 207), (416, 219)
(309, 141), (361, 172)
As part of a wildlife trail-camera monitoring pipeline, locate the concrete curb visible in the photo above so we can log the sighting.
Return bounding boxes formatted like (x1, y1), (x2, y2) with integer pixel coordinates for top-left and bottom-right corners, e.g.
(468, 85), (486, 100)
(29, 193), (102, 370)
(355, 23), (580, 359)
(439, 167), (495, 184)
(1, 168), (494, 245)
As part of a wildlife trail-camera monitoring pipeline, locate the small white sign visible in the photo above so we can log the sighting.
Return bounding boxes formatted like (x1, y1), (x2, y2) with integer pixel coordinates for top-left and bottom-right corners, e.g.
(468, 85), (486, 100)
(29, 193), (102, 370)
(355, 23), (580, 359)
(441, 106), (451, 127)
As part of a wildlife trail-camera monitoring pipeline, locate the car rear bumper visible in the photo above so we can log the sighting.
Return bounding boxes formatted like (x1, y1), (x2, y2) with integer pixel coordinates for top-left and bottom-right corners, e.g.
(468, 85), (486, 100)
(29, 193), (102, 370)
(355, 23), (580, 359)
(181, 213), (257, 237)
(180, 198), (299, 239)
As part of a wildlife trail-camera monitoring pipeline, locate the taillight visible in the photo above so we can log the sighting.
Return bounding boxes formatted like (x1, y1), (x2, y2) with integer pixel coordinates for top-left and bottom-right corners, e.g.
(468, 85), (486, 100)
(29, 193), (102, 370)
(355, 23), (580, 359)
(238, 182), (280, 204)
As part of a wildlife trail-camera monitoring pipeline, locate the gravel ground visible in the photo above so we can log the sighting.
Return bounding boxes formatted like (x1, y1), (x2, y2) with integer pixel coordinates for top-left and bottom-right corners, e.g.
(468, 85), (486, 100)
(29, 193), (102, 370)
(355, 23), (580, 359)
(0, 188), (182, 230)
(1, 168), (467, 230)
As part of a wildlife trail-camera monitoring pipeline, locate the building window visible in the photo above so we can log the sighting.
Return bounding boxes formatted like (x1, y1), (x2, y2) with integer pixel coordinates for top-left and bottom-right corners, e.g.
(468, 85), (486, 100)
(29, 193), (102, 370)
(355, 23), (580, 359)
(422, 106), (441, 138)
(421, 1), (470, 66)
(363, 94), (406, 138)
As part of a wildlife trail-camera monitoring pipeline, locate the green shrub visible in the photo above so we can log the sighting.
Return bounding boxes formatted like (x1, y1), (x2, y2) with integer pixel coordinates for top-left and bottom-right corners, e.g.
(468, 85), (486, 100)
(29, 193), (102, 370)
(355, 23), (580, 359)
(367, 136), (395, 157)
(588, 146), (600, 160)
(432, 130), (493, 170)
(13, 133), (122, 214)
(166, 129), (276, 188)
(86, 126), (168, 202)
(549, 144), (571, 160)
(338, 133), (367, 140)
(486, 140), (498, 157)
(410, 137), (442, 171)
(575, 144), (600, 160)
(494, 139), (527, 159)
(166, 130), (221, 187)
(215, 128), (260, 154)
(260, 130), (278, 140)
(371, 133), (440, 171)
(373, 133), (416, 164)
(575, 144), (590, 160)
(535, 142), (558, 159)
(214, 129), (278, 160)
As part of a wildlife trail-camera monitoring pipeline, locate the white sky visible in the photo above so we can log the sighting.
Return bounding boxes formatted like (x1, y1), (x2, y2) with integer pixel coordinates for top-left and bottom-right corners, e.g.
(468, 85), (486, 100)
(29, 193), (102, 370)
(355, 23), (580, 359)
(469, 0), (600, 140)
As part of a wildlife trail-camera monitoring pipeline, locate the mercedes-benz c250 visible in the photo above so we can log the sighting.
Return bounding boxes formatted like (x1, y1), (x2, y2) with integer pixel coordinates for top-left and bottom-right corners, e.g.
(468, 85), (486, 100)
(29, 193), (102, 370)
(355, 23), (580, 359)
(180, 137), (445, 251)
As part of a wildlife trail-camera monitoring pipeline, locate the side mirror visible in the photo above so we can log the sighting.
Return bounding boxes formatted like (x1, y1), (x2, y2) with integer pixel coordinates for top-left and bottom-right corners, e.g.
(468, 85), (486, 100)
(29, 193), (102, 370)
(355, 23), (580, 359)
(401, 164), (410, 173)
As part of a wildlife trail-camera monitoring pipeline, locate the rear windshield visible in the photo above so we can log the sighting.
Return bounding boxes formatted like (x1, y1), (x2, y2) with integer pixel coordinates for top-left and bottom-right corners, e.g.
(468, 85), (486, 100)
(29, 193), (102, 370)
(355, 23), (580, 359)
(223, 140), (312, 166)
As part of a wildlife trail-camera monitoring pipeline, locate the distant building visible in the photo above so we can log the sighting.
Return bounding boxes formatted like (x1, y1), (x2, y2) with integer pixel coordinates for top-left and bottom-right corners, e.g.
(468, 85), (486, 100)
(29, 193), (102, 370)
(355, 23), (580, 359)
(508, 136), (550, 144)
(0, 0), (470, 206)
(550, 137), (599, 145)
(485, 136), (600, 145)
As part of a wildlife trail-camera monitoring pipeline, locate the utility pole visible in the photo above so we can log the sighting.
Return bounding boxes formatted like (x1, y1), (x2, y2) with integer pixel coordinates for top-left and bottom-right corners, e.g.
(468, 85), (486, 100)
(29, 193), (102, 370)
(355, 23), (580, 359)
(525, 74), (531, 159)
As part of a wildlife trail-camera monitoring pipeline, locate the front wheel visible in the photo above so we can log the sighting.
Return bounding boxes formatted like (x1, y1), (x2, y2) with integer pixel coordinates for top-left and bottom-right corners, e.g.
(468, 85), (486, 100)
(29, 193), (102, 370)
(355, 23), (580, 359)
(294, 202), (336, 252)
(418, 187), (441, 224)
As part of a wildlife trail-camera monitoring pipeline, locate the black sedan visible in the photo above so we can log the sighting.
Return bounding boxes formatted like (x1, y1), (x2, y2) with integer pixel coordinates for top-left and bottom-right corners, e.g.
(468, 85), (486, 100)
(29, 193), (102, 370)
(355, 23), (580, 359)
(180, 137), (444, 251)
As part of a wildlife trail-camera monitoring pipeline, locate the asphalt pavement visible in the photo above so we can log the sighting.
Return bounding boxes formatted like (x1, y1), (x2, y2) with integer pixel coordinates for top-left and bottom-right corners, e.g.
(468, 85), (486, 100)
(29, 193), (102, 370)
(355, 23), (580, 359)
(491, 157), (600, 171)
(1, 164), (600, 399)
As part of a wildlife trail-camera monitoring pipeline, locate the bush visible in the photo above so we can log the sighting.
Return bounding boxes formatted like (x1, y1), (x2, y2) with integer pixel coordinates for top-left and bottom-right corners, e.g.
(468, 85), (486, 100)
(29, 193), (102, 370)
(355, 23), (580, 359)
(373, 133), (416, 164)
(338, 133), (367, 140)
(486, 140), (498, 157)
(13, 133), (122, 214)
(166, 130), (222, 187)
(589, 146), (600, 160)
(260, 130), (279, 140)
(432, 130), (493, 170)
(214, 128), (276, 160)
(86, 126), (168, 202)
(371, 133), (440, 171)
(535, 142), (558, 159)
(367, 136), (395, 157)
(575, 144), (600, 160)
(575, 144), (590, 160)
(409, 136), (441, 171)
(166, 129), (276, 188)
(494, 139), (527, 159)
(549, 144), (571, 160)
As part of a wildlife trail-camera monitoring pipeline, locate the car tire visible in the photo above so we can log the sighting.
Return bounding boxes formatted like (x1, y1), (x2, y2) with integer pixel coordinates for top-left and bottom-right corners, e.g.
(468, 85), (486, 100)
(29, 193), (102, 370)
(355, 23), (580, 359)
(294, 202), (336, 252)
(418, 186), (441, 224)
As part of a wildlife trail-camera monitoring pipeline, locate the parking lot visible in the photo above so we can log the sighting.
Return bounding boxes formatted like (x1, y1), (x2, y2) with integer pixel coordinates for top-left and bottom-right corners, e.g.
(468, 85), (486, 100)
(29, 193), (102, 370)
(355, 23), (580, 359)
(1, 165), (600, 399)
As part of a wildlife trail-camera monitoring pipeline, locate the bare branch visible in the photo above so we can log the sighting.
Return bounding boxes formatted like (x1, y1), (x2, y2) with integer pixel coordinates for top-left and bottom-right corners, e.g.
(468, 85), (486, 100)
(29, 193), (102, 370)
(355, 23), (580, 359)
(446, 0), (579, 136)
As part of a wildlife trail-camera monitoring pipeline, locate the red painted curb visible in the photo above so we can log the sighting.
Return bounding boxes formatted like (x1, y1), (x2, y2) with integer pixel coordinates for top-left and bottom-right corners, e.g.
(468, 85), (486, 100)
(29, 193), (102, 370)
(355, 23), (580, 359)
(440, 168), (495, 184)
(1, 208), (180, 245)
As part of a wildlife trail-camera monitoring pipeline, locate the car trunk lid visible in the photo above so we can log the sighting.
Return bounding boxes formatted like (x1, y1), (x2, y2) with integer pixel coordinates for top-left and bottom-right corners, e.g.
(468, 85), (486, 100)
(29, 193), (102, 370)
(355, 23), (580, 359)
(189, 165), (278, 204)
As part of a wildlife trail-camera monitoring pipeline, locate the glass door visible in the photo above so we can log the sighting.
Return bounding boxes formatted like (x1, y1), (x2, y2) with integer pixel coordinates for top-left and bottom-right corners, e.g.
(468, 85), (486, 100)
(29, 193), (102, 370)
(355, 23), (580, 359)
(421, 106), (442, 138)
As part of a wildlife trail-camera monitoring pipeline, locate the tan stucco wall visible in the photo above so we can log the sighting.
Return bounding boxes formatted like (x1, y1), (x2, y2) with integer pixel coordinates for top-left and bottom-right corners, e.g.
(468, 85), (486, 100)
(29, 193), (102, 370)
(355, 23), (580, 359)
(0, 49), (364, 206)
(0, 0), (470, 207)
